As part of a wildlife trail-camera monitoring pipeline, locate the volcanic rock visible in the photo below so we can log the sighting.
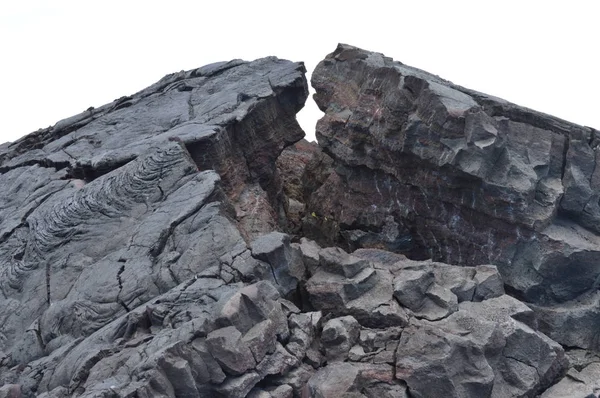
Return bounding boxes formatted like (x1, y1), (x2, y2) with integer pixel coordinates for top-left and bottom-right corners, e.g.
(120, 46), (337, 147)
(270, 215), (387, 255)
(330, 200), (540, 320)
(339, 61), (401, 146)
(0, 56), (307, 397)
(541, 363), (600, 398)
(0, 46), (598, 398)
(308, 43), (600, 351)
(276, 139), (321, 235)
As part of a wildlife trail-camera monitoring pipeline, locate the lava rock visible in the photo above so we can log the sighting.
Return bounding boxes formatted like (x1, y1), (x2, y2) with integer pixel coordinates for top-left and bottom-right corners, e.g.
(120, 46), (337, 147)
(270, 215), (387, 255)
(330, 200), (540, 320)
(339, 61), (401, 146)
(206, 326), (256, 375)
(1, 46), (597, 398)
(309, 44), (600, 313)
(396, 295), (568, 398)
(540, 363), (600, 398)
(250, 232), (305, 297)
(321, 316), (360, 362)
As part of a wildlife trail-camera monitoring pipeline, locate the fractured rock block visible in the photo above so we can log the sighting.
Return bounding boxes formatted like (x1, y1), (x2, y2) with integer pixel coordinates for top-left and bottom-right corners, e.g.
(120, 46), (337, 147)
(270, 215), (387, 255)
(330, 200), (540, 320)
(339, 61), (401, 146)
(306, 363), (360, 397)
(256, 342), (300, 378)
(396, 295), (568, 398)
(321, 316), (360, 362)
(319, 247), (370, 278)
(251, 232), (306, 297)
(205, 326), (256, 376)
(242, 319), (278, 363)
(266, 363), (315, 394)
(473, 265), (504, 301)
(540, 363), (600, 398)
(215, 281), (289, 339)
(215, 372), (261, 398)
(286, 311), (322, 360)
(294, 237), (321, 276)
(393, 268), (458, 321)
(392, 269), (435, 310)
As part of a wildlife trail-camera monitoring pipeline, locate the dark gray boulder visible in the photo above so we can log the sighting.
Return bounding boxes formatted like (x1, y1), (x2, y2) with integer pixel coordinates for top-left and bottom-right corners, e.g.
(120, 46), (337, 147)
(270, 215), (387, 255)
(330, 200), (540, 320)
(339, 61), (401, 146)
(250, 231), (305, 298)
(320, 315), (360, 362)
(206, 326), (257, 375)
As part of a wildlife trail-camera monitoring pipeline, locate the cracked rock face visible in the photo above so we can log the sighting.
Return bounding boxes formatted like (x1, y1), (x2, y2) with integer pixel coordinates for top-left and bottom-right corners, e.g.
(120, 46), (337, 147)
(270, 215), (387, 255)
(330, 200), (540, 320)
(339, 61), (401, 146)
(0, 47), (598, 398)
(0, 56), (308, 396)
(308, 43), (600, 352)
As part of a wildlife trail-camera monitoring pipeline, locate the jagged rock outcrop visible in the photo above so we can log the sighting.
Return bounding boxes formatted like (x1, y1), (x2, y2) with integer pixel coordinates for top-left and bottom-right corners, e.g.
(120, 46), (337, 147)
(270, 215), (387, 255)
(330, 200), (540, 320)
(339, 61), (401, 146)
(0, 46), (598, 397)
(0, 57), (308, 396)
(308, 43), (600, 352)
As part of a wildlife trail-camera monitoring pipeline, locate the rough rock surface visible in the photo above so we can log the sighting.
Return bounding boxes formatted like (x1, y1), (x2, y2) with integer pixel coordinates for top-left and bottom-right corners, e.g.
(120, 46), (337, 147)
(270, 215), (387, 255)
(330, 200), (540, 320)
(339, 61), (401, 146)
(0, 56), (308, 396)
(308, 43), (600, 352)
(0, 57), (307, 242)
(276, 139), (320, 236)
(0, 46), (598, 397)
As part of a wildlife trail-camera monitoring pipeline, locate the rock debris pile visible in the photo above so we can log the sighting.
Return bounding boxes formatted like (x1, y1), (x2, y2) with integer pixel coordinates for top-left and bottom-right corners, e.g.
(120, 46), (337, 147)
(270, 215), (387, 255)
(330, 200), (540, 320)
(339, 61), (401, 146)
(1, 45), (599, 397)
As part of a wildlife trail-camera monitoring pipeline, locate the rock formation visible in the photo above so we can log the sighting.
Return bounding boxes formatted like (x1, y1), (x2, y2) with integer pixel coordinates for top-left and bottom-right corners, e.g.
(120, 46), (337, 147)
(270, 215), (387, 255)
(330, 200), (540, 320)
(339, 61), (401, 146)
(308, 44), (600, 354)
(0, 45), (598, 397)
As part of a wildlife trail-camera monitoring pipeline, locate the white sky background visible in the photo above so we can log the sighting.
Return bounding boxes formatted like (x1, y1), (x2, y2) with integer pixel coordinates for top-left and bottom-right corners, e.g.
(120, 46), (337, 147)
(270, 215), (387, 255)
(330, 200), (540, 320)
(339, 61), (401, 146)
(0, 1), (598, 145)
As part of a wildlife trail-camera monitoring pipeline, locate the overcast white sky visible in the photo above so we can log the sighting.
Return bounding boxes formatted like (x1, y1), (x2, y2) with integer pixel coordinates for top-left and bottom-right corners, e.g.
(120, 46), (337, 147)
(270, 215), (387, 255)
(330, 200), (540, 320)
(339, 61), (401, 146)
(1, 1), (598, 145)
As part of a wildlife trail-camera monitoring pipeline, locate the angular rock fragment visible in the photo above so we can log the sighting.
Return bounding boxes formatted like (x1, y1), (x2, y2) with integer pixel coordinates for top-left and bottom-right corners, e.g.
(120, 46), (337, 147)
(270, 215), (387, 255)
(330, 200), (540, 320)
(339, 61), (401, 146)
(305, 254), (399, 327)
(242, 319), (278, 363)
(472, 265), (504, 301)
(293, 237), (321, 276)
(286, 311), (322, 361)
(321, 316), (360, 362)
(396, 295), (568, 398)
(256, 342), (300, 378)
(215, 372), (261, 398)
(206, 326), (256, 375)
(265, 363), (315, 395)
(392, 268), (459, 320)
(250, 232), (305, 297)
(540, 363), (600, 398)
(306, 362), (406, 398)
(319, 247), (370, 278)
(215, 281), (289, 340)
(531, 291), (600, 352)
(306, 363), (360, 397)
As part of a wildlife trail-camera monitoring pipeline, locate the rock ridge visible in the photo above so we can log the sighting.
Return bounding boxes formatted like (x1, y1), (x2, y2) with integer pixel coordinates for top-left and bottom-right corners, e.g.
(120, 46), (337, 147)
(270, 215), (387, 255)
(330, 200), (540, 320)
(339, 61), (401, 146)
(0, 46), (599, 398)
